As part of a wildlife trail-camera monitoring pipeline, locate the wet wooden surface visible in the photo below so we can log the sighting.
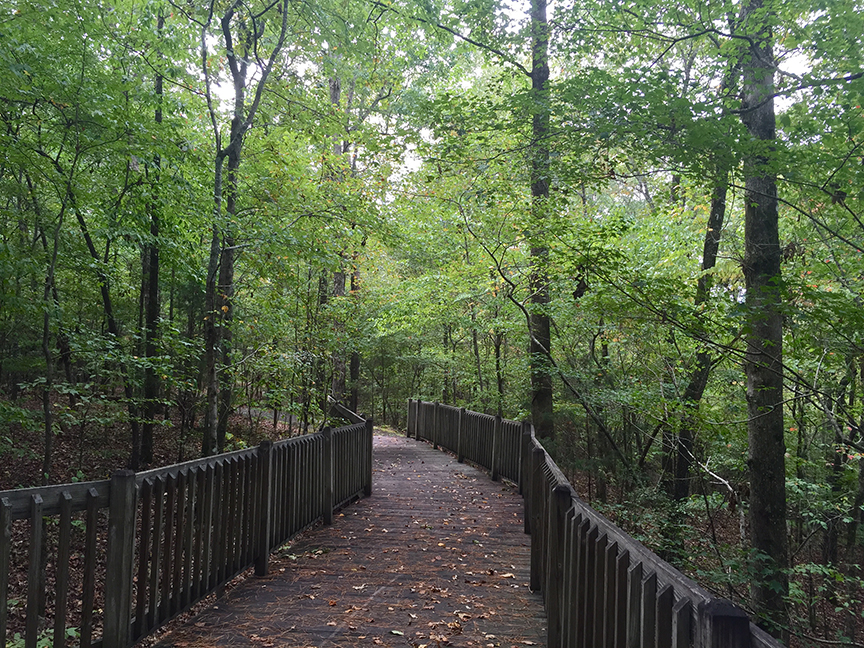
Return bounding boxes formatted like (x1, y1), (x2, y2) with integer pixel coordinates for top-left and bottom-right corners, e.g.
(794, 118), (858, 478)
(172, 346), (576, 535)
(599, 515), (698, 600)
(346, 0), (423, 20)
(151, 433), (546, 647)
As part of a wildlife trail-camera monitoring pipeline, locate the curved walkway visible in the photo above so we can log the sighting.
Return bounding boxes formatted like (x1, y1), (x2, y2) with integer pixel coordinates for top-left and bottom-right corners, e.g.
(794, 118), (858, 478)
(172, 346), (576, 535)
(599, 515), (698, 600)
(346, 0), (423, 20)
(152, 433), (546, 647)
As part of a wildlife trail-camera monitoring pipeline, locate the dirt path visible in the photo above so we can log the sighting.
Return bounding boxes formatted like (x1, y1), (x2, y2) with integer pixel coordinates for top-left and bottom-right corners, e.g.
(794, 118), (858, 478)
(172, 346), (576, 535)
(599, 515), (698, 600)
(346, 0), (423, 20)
(152, 434), (546, 647)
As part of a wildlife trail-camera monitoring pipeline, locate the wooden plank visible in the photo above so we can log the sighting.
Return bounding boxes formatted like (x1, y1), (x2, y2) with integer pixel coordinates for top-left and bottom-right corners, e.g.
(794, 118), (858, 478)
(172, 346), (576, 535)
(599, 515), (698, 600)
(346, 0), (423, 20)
(52, 492), (73, 648)
(604, 541), (618, 648)
(81, 488), (99, 648)
(209, 460), (224, 591)
(529, 447), (545, 592)
(656, 583), (674, 648)
(323, 428), (333, 525)
(699, 599), (751, 648)
(546, 485), (572, 648)
(592, 532), (608, 648)
(147, 477), (164, 630)
(136, 446), (256, 483)
(25, 494), (44, 648)
(0, 497), (12, 648)
(0, 480), (110, 520)
(134, 479), (153, 640)
(561, 507), (576, 646)
(170, 469), (187, 617)
(641, 571), (658, 648)
(615, 549), (631, 647)
(159, 473), (176, 623)
(192, 465), (213, 603)
(103, 470), (137, 648)
(582, 524), (598, 648)
(672, 596), (692, 648)
(574, 517), (590, 648)
(627, 561), (643, 648)
(256, 442), (273, 576)
(181, 468), (196, 610)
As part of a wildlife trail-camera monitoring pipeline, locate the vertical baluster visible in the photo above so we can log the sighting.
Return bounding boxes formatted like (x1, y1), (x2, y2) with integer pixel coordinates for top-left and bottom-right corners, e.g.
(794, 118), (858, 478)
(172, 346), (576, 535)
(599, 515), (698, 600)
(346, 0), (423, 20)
(603, 541), (618, 648)
(672, 598), (692, 648)
(656, 583), (674, 648)
(615, 550), (631, 647)
(52, 492), (72, 648)
(80, 488), (99, 648)
(592, 532), (608, 647)
(134, 481), (152, 639)
(0, 497), (11, 648)
(182, 468), (197, 609)
(159, 474), (176, 622)
(171, 470), (186, 616)
(641, 571), (658, 648)
(147, 477), (164, 631)
(25, 494), (44, 648)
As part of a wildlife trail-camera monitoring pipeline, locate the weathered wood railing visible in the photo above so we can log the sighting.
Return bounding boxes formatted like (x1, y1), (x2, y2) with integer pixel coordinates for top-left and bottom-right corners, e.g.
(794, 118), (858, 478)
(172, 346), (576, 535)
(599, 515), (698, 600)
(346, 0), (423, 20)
(407, 399), (784, 648)
(0, 419), (373, 648)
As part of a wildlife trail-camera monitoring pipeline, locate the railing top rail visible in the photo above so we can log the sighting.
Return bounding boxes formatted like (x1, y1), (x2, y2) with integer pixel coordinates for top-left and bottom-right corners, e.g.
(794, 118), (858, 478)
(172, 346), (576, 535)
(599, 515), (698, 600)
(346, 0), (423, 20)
(415, 400), (495, 421)
(136, 445), (259, 482)
(0, 478), (111, 519)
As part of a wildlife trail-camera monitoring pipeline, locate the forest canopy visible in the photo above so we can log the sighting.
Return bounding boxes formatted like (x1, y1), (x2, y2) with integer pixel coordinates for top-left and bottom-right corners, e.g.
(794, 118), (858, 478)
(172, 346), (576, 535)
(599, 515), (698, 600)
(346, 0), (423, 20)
(1, 0), (863, 643)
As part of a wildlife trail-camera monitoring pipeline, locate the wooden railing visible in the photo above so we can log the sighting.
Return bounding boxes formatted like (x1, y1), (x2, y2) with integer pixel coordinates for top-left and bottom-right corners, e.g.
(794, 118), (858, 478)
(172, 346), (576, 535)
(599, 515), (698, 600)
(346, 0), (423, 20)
(407, 399), (784, 648)
(0, 419), (373, 648)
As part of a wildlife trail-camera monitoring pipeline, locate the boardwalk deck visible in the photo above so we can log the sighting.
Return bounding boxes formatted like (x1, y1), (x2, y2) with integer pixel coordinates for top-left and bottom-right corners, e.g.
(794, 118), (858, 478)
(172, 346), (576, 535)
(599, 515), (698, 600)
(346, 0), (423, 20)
(150, 433), (547, 648)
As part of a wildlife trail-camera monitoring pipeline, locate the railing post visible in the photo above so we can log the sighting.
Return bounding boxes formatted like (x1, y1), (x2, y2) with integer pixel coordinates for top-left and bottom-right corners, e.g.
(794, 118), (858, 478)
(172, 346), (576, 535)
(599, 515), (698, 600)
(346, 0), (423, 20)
(491, 414), (502, 481)
(699, 600), (751, 648)
(546, 484), (572, 648)
(521, 422), (532, 533)
(529, 446), (545, 593)
(519, 421), (531, 497)
(322, 427), (334, 525)
(457, 407), (466, 463)
(0, 497), (10, 646)
(104, 469), (136, 648)
(406, 399), (413, 438)
(364, 417), (374, 496)
(433, 402), (440, 450)
(255, 440), (273, 576)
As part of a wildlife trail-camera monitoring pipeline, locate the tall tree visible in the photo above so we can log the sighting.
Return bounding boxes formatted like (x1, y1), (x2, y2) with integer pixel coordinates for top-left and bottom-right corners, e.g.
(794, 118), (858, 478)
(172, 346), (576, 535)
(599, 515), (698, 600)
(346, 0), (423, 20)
(738, 0), (788, 631)
(191, 0), (290, 455)
(528, 0), (554, 439)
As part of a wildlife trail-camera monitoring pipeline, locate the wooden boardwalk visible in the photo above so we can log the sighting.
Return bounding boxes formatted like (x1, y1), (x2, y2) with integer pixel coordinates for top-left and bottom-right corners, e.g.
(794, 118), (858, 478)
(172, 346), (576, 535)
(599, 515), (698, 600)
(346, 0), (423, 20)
(151, 433), (547, 648)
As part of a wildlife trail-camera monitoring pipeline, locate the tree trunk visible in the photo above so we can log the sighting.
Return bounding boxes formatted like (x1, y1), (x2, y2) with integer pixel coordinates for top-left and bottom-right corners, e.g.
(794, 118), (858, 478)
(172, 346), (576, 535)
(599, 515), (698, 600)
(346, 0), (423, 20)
(40, 218), (62, 485)
(674, 175), (728, 500)
(141, 13), (164, 467)
(528, 0), (553, 439)
(739, 0), (788, 631)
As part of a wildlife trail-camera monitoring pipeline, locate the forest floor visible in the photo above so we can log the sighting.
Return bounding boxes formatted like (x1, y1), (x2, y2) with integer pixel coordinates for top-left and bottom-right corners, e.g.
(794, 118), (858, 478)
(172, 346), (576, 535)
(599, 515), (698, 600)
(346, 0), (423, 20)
(0, 395), (298, 491)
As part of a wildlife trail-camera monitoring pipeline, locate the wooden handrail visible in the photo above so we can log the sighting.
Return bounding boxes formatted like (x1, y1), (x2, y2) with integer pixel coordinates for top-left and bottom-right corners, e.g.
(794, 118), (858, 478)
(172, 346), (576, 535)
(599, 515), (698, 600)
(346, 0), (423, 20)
(408, 399), (786, 648)
(0, 420), (373, 648)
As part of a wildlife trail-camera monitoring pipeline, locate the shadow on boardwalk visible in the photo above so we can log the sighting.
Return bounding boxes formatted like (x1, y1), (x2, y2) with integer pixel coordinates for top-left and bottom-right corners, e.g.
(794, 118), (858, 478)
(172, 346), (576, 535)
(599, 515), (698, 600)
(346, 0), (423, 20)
(151, 434), (546, 648)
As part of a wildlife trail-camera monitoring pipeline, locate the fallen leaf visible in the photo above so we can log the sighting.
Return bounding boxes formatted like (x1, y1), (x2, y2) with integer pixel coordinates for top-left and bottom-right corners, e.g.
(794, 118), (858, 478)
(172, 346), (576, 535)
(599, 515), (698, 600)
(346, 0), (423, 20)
(390, 630), (404, 636)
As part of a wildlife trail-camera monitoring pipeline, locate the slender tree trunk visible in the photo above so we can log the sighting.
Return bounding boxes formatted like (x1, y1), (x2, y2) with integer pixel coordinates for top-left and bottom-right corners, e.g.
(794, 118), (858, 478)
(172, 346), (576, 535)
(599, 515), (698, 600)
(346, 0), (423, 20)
(739, 0), (788, 631)
(674, 175), (728, 500)
(528, 0), (553, 438)
(216, 130), (239, 452)
(349, 258), (361, 412)
(40, 217), (62, 485)
(202, 157), (224, 457)
(141, 13), (164, 467)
